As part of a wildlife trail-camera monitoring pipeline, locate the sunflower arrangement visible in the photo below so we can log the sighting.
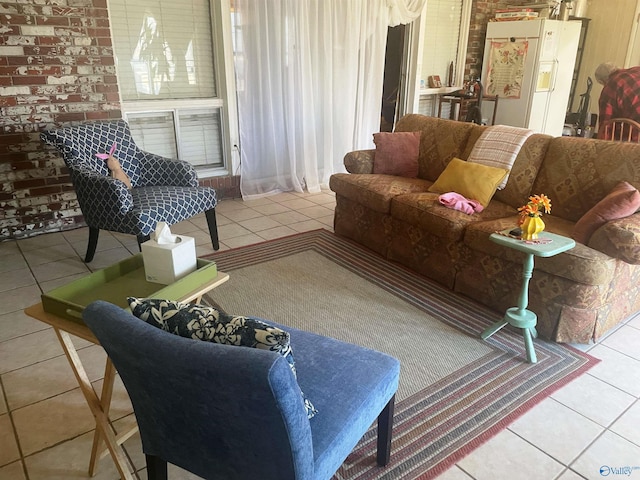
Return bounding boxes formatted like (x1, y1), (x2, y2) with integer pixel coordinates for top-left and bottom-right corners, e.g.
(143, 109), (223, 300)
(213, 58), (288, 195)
(518, 194), (552, 225)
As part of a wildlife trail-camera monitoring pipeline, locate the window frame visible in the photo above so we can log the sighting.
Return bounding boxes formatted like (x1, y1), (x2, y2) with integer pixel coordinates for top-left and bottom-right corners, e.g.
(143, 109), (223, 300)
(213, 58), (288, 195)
(109, 0), (239, 179)
(418, 0), (472, 96)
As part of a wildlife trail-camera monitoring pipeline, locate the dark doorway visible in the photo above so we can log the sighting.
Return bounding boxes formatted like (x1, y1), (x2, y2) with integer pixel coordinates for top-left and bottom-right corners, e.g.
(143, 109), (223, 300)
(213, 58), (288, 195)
(380, 24), (405, 132)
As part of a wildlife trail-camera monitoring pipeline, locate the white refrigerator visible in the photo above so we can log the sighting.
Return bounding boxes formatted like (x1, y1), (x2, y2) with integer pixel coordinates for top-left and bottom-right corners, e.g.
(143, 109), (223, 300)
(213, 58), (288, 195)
(480, 19), (581, 137)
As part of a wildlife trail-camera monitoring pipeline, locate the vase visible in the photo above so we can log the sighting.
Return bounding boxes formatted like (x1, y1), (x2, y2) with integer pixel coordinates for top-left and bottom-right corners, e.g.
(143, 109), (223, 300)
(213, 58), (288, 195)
(521, 216), (545, 240)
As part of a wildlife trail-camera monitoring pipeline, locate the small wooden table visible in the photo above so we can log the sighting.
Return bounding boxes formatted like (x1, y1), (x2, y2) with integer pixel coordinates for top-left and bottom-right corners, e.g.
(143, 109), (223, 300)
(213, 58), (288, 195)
(24, 271), (229, 480)
(438, 94), (499, 125)
(481, 230), (575, 363)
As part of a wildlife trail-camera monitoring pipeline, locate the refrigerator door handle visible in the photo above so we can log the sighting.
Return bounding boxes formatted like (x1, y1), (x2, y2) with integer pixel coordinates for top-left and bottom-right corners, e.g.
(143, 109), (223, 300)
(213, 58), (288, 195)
(550, 59), (560, 93)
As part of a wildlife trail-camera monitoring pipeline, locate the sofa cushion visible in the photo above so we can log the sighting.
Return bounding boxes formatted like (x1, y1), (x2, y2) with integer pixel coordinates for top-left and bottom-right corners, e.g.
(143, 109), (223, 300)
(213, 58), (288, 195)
(372, 131), (420, 177)
(532, 136), (640, 222)
(463, 217), (617, 286)
(390, 192), (516, 243)
(462, 131), (552, 210)
(466, 125), (534, 189)
(329, 173), (431, 214)
(428, 158), (508, 207)
(572, 181), (640, 244)
(394, 114), (478, 182)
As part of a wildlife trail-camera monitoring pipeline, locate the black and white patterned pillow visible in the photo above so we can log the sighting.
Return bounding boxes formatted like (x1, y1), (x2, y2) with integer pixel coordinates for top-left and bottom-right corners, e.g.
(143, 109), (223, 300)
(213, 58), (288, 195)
(127, 297), (317, 418)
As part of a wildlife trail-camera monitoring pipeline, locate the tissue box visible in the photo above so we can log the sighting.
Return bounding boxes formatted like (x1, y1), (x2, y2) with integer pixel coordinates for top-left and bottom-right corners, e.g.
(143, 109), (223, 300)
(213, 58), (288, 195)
(142, 235), (197, 285)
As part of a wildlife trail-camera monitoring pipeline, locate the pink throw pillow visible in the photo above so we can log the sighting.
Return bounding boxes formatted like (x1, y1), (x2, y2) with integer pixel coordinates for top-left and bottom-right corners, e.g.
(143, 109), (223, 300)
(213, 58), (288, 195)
(572, 181), (640, 244)
(372, 131), (421, 178)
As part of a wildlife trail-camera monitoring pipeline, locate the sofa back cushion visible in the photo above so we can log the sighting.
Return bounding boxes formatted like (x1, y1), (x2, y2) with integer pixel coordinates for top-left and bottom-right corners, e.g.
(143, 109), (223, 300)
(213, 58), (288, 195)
(394, 115), (478, 182)
(394, 115), (552, 209)
(461, 127), (552, 209)
(532, 136), (640, 222)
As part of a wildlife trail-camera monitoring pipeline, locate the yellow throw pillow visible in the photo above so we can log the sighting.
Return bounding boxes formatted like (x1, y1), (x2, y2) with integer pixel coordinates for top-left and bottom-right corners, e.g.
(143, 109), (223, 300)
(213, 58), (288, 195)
(428, 157), (508, 207)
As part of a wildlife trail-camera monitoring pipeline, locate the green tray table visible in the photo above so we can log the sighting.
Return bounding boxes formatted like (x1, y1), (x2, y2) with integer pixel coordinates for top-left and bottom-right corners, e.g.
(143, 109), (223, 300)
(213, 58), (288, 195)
(41, 253), (218, 324)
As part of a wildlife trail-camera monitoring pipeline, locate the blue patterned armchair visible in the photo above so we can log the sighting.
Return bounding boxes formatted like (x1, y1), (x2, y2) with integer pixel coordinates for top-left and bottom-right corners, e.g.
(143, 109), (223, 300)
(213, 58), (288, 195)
(41, 120), (219, 262)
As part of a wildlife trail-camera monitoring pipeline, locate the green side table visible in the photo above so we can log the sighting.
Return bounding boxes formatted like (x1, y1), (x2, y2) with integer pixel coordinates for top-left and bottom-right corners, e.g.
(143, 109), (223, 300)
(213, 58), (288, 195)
(481, 229), (576, 363)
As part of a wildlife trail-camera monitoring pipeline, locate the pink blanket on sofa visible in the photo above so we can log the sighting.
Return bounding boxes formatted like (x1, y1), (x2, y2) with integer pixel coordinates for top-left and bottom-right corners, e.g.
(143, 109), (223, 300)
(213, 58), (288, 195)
(438, 192), (484, 215)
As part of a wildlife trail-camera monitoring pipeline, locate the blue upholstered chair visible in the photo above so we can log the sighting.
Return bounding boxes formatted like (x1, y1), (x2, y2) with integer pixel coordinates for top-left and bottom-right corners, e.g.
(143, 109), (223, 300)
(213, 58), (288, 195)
(41, 120), (219, 262)
(82, 300), (400, 480)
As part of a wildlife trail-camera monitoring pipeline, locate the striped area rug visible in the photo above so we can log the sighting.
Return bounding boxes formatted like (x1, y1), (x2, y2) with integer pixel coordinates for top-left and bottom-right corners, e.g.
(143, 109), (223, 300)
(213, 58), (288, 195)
(202, 229), (598, 479)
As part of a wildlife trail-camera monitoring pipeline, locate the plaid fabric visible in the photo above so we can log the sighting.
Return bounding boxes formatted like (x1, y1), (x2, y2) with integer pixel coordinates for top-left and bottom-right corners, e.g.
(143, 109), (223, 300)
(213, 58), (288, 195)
(598, 66), (640, 130)
(467, 125), (534, 189)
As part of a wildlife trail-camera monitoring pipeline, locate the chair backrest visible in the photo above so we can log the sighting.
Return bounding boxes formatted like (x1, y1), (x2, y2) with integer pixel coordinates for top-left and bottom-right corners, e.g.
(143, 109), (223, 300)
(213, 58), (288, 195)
(41, 120), (143, 186)
(82, 301), (314, 480)
(599, 118), (640, 142)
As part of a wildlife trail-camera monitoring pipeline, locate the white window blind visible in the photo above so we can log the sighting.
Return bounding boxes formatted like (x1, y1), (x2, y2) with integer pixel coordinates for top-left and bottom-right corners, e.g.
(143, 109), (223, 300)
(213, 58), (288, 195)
(126, 109), (224, 168)
(127, 112), (178, 159)
(110, 0), (216, 101)
(177, 109), (223, 167)
(420, 0), (463, 87)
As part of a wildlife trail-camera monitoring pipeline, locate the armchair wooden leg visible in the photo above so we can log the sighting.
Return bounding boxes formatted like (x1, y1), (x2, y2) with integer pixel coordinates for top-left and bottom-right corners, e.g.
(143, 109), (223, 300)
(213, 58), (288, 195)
(376, 395), (395, 466)
(137, 234), (150, 251)
(85, 227), (100, 263)
(145, 454), (168, 480)
(205, 208), (220, 250)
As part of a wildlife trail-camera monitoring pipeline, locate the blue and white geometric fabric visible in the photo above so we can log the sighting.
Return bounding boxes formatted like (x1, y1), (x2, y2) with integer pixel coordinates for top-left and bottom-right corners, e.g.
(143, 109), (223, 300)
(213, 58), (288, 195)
(41, 120), (217, 237)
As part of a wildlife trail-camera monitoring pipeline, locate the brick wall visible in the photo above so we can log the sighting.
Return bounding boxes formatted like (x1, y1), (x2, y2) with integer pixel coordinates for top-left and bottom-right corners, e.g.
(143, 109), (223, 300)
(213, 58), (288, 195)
(0, 0), (240, 242)
(0, 0), (120, 240)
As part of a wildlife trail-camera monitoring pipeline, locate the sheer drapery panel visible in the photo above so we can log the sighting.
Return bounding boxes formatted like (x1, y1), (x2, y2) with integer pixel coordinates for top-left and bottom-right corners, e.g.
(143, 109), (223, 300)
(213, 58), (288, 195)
(234, 0), (426, 198)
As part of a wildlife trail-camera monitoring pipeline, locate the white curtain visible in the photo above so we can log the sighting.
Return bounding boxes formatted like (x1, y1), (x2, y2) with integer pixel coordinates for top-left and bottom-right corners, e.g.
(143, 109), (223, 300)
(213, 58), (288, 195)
(387, 0), (427, 26)
(234, 0), (426, 198)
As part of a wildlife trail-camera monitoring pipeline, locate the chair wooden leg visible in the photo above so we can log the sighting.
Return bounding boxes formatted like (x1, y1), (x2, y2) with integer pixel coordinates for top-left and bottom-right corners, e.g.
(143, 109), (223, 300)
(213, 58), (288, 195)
(137, 234), (150, 252)
(376, 395), (395, 466)
(85, 227), (100, 263)
(145, 454), (168, 480)
(205, 208), (220, 250)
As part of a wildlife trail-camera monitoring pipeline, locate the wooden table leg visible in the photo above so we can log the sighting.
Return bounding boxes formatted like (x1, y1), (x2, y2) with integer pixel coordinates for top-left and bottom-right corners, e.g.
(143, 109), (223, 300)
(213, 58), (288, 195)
(54, 328), (135, 480)
(89, 358), (116, 475)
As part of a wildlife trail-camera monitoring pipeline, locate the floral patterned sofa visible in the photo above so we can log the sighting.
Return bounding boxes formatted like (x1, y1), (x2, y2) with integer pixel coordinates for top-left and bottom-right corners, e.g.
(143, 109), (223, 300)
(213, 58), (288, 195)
(329, 114), (640, 344)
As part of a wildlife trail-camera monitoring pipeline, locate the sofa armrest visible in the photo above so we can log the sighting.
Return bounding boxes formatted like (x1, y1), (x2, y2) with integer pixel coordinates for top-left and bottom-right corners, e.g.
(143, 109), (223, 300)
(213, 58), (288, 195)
(588, 212), (640, 264)
(344, 149), (375, 174)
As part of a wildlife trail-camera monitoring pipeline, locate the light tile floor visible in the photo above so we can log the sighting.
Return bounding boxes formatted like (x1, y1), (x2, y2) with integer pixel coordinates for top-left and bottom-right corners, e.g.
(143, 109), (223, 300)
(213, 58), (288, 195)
(1, 191), (639, 480)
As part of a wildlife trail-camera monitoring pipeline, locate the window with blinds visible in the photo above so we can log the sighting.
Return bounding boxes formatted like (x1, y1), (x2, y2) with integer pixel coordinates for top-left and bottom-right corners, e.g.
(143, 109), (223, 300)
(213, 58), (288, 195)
(127, 109), (223, 167)
(127, 112), (178, 159)
(420, 0), (464, 87)
(110, 0), (225, 171)
(110, 0), (216, 100)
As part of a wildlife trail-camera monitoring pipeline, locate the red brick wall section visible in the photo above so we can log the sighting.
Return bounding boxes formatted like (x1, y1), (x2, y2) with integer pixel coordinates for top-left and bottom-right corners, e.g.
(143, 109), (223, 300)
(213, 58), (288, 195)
(200, 175), (241, 200)
(0, 0), (121, 240)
